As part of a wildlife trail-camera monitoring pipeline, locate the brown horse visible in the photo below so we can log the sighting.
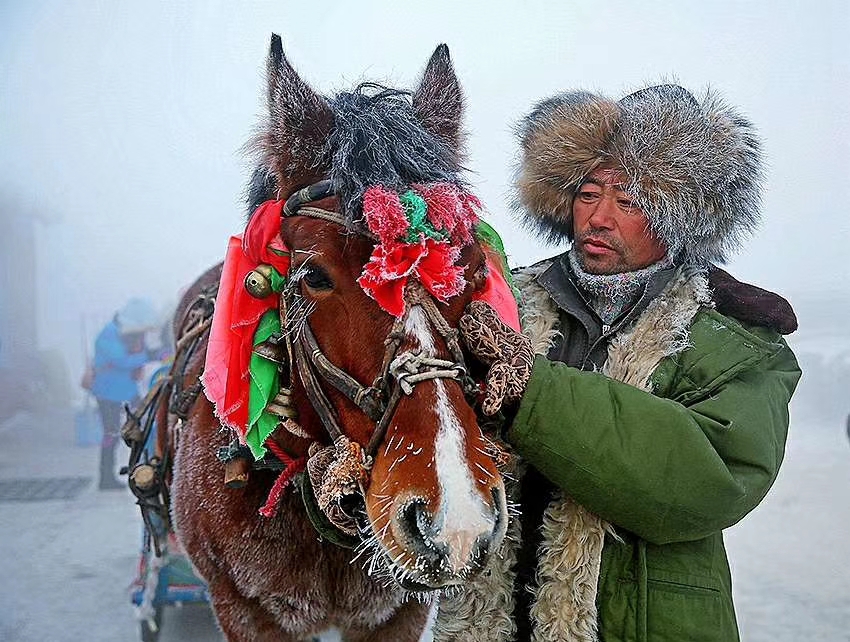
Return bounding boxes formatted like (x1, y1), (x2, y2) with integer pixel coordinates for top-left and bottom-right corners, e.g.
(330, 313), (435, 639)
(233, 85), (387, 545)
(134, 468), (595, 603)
(161, 36), (508, 641)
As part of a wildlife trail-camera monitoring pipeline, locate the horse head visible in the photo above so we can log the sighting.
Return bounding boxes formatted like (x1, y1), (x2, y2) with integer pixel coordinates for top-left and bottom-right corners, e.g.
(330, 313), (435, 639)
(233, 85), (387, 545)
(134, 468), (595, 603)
(249, 35), (509, 591)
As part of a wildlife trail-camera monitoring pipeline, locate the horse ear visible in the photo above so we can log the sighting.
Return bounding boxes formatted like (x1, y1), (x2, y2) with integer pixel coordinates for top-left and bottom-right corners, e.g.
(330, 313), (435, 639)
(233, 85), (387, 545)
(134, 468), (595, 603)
(412, 44), (465, 151)
(267, 33), (285, 104)
(261, 34), (334, 186)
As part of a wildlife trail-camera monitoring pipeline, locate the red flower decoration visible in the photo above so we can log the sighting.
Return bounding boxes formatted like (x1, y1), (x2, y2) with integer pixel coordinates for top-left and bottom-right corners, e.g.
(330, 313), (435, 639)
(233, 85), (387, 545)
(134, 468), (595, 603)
(358, 238), (465, 317)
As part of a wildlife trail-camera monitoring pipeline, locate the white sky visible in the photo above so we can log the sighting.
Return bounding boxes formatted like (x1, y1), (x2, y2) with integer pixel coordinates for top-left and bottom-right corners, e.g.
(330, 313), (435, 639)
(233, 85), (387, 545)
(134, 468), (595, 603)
(1, 0), (848, 372)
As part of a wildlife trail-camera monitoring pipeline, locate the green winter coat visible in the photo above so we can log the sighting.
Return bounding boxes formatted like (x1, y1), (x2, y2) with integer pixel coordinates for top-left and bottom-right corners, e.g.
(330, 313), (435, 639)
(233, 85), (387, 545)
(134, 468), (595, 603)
(508, 307), (801, 642)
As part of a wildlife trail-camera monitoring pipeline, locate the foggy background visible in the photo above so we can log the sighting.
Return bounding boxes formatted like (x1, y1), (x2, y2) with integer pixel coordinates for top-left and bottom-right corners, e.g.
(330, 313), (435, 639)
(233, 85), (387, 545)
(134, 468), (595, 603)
(1, 1), (848, 641)
(2, 0), (848, 385)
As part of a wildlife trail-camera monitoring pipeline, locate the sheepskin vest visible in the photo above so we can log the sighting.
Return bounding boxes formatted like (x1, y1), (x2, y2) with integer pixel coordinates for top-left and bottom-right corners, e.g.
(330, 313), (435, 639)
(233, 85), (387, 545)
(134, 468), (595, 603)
(434, 259), (711, 642)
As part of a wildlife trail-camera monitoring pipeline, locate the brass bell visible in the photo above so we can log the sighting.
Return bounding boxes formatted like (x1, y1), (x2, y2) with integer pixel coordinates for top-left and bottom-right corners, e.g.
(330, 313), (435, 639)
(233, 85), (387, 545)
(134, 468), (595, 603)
(252, 339), (285, 364)
(244, 264), (275, 299)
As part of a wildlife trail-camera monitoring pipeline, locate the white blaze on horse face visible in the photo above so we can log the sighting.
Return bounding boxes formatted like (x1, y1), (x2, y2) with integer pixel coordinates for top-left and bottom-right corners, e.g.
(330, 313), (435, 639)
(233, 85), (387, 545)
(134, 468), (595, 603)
(404, 306), (493, 572)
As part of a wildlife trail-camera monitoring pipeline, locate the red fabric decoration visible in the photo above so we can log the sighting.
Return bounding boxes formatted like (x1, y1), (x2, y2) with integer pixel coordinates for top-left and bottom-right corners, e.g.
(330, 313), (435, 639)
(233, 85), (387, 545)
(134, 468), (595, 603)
(413, 183), (480, 246)
(362, 186), (409, 244)
(201, 200), (291, 437)
(473, 249), (522, 332)
(258, 438), (307, 518)
(358, 238), (464, 317)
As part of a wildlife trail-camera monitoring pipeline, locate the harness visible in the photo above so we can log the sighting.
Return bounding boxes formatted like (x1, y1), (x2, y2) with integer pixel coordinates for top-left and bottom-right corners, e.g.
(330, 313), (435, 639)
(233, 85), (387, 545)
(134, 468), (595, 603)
(122, 180), (479, 554)
(121, 284), (219, 556)
(283, 181), (477, 450)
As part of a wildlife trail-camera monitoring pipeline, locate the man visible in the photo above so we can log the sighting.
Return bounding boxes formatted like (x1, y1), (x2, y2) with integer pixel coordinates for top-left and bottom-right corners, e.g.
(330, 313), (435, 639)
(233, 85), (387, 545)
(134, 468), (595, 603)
(453, 85), (800, 641)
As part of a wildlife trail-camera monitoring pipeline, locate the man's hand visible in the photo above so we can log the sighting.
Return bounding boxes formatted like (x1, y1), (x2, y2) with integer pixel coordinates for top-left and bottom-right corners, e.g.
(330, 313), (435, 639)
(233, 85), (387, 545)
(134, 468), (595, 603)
(459, 300), (534, 416)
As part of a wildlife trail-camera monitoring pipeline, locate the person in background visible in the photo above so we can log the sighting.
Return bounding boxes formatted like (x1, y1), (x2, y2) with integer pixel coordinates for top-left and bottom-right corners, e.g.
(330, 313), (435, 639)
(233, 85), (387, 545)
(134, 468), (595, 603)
(89, 298), (160, 490)
(457, 84), (801, 641)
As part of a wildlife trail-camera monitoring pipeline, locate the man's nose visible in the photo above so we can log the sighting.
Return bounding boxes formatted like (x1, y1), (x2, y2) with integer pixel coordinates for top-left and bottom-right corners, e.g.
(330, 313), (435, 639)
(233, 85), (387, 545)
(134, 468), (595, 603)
(587, 195), (617, 229)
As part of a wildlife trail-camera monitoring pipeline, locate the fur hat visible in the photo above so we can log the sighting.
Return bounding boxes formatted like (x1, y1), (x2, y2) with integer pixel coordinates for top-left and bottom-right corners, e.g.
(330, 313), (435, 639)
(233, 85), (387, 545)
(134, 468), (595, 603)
(514, 84), (763, 264)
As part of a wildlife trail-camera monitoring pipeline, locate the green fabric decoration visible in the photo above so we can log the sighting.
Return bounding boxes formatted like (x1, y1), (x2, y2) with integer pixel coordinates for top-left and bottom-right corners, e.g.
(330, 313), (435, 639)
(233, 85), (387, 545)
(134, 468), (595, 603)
(245, 309), (282, 460)
(245, 265), (286, 459)
(268, 267), (287, 294)
(401, 190), (445, 242)
(475, 221), (520, 299)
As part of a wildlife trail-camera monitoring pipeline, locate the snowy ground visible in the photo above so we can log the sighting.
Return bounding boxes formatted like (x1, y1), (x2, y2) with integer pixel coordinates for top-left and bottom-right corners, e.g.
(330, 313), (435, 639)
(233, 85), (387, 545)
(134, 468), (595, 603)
(0, 404), (848, 641)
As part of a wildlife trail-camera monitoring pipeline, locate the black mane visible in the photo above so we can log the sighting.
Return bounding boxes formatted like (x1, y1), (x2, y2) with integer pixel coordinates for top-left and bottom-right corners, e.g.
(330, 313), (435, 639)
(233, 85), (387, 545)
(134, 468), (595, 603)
(247, 83), (463, 222)
(328, 84), (462, 221)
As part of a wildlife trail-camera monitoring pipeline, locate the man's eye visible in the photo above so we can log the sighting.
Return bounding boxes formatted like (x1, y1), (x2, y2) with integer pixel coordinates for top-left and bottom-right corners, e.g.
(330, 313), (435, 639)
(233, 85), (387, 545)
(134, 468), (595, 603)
(618, 199), (636, 211)
(303, 266), (334, 290)
(578, 191), (599, 202)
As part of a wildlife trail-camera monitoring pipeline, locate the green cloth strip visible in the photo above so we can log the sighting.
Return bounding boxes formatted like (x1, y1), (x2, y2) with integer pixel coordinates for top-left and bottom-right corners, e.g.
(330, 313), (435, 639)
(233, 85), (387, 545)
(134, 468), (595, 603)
(245, 264), (287, 460)
(246, 309), (281, 459)
(475, 220), (520, 299)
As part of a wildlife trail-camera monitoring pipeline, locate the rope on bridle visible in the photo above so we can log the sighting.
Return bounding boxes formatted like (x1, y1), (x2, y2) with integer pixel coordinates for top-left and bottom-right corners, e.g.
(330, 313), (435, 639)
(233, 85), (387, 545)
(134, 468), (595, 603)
(258, 439), (307, 518)
(389, 352), (465, 396)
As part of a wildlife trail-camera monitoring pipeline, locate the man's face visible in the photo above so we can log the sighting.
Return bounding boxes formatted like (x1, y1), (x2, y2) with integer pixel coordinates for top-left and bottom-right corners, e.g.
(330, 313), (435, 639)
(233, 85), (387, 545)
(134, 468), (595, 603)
(572, 168), (667, 274)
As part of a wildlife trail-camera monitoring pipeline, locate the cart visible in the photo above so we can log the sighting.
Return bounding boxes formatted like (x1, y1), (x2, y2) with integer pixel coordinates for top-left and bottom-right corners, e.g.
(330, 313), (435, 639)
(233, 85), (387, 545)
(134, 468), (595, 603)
(130, 528), (210, 641)
(125, 363), (211, 641)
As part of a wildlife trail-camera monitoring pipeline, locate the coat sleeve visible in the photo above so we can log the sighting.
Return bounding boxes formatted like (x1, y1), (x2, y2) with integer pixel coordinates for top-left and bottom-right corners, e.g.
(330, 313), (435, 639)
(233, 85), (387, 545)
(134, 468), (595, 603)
(506, 340), (800, 545)
(95, 331), (149, 371)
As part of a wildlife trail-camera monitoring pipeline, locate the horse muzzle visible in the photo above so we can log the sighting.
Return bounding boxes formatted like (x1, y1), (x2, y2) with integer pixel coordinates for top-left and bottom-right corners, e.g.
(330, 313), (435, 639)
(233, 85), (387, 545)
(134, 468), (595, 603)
(391, 484), (508, 590)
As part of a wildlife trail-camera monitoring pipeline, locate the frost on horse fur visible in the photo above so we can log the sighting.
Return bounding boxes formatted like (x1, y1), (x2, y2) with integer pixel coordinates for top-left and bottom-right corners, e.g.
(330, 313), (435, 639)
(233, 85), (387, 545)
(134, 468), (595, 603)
(163, 35), (511, 642)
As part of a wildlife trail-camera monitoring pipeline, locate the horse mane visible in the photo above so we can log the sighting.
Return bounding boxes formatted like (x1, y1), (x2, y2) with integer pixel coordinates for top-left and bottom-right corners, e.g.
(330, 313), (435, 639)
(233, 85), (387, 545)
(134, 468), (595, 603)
(328, 83), (464, 220)
(245, 166), (278, 216)
(246, 83), (466, 225)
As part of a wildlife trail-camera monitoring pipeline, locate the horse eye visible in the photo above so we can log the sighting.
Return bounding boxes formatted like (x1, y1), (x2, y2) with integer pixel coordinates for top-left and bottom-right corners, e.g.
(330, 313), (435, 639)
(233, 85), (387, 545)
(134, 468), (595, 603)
(303, 265), (334, 291)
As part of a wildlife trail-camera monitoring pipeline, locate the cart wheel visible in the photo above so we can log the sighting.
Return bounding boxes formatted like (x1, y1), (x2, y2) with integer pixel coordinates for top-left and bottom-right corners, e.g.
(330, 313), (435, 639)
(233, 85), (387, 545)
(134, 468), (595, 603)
(140, 605), (163, 642)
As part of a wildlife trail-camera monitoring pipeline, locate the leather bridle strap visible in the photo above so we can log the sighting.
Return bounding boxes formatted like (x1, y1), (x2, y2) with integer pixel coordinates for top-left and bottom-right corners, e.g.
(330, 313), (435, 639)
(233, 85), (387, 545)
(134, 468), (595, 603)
(294, 315), (384, 422)
(282, 180), (335, 216)
(290, 325), (347, 443)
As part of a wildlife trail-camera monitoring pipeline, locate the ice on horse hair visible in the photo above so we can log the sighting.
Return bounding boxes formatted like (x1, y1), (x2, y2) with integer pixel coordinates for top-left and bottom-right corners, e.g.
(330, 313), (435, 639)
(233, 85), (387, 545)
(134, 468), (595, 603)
(132, 35), (518, 641)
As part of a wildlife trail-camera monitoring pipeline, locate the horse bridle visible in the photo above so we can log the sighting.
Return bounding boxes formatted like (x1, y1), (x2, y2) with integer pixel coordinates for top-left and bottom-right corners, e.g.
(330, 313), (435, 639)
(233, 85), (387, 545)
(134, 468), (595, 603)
(279, 180), (479, 460)
(119, 180), (481, 555)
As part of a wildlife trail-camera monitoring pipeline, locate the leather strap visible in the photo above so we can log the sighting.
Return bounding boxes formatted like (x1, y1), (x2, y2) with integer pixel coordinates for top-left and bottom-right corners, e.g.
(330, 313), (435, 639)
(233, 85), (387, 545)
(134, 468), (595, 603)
(296, 319), (385, 421)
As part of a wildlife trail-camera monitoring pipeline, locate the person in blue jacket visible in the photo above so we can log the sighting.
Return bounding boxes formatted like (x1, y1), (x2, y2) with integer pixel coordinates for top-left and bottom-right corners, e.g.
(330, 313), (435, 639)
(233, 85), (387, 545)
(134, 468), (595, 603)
(90, 298), (160, 490)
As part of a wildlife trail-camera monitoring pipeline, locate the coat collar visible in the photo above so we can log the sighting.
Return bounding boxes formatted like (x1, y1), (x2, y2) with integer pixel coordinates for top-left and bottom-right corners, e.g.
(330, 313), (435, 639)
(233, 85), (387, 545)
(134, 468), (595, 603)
(538, 253), (677, 333)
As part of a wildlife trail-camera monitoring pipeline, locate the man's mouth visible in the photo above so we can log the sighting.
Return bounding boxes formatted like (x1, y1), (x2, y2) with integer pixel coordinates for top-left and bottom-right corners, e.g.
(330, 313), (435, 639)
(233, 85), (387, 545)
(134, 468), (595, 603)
(581, 237), (615, 255)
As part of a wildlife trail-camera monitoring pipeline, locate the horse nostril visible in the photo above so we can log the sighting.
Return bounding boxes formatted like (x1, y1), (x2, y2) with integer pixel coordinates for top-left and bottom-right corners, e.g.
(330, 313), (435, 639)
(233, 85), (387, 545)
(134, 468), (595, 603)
(400, 499), (433, 542)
